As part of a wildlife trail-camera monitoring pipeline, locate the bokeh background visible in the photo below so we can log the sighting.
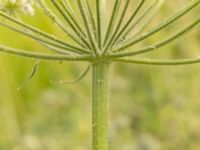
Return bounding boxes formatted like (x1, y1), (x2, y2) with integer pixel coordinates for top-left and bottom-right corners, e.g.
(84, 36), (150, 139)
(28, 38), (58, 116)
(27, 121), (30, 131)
(0, 0), (200, 149)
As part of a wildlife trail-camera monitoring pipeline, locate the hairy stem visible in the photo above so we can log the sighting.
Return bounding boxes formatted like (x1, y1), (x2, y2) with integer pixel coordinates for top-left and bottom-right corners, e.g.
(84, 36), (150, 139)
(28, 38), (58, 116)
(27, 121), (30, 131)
(103, 0), (121, 47)
(116, 0), (163, 45)
(0, 22), (87, 54)
(0, 11), (84, 53)
(51, 0), (92, 49)
(38, 0), (88, 48)
(102, 0), (130, 53)
(96, 0), (102, 49)
(114, 0), (200, 52)
(92, 62), (110, 150)
(115, 57), (200, 65)
(103, 0), (145, 53)
(109, 17), (200, 58)
(77, 0), (99, 55)
(0, 45), (92, 61)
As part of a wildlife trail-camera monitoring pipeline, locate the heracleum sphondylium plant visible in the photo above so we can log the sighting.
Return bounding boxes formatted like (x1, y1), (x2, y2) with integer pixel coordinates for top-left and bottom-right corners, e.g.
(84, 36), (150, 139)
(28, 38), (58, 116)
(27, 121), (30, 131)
(0, 0), (200, 149)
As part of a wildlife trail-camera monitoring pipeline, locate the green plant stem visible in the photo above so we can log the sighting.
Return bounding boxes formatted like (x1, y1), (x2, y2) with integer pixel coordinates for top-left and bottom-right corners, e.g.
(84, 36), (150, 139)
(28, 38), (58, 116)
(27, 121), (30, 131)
(116, 0), (162, 45)
(96, 0), (102, 49)
(109, 17), (200, 58)
(0, 45), (92, 61)
(115, 57), (200, 65)
(132, 0), (164, 39)
(102, 0), (130, 53)
(114, 0), (200, 52)
(77, 0), (99, 55)
(0, 11), (85, 53)
(0, 22), (87, 54)
(51, 0), (91, 49)
(38, 0), (88, 48)
(103, 0), (145, 53)
(92, 61), (110, 150)
(86, 0), (97, 41)
(103, 0), (121, 46)
(59, 0), (85, 37)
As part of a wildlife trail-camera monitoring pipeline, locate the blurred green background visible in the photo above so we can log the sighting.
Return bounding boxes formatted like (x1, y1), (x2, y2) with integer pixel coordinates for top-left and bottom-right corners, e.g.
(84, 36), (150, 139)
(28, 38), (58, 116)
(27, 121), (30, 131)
(0, 0), (200, 149)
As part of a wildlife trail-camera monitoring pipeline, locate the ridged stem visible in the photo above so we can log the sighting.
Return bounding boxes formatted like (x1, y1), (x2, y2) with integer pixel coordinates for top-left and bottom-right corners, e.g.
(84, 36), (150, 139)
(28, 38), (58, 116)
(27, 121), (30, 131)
(92, 61), (110, 150)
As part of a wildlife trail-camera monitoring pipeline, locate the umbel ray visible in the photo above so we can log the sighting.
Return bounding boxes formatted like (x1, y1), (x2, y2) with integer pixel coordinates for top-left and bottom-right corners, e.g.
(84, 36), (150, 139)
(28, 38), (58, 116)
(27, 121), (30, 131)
(0, 0), (200, 150)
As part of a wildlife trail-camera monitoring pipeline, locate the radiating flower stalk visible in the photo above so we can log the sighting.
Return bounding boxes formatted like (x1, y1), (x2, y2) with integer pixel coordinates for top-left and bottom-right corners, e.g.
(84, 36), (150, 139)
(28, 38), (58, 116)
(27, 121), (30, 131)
(0, 0), (200, 149)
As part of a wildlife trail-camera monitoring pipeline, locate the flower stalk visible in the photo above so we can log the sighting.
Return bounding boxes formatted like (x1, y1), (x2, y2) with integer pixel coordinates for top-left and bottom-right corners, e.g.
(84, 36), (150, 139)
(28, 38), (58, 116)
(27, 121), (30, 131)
(92, 61), (110, 150)
(0, 0), (200, 149)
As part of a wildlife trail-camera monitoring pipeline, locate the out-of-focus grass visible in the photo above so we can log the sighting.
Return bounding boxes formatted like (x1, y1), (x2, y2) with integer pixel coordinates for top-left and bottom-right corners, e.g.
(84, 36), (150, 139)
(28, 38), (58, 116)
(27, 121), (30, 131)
(0, 1), (200, 150)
